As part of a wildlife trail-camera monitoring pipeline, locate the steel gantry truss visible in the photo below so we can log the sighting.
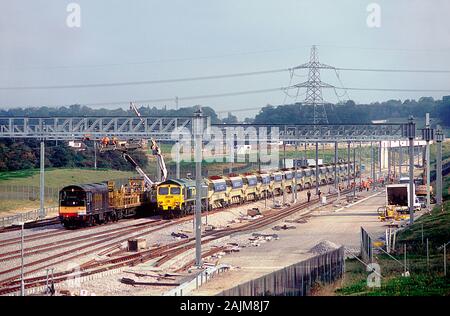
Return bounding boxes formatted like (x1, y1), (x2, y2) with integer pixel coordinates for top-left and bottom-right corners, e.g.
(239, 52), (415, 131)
(213, 123), (407, 142)
(0, 116), (205, 140)
(0, 116), (409, 142)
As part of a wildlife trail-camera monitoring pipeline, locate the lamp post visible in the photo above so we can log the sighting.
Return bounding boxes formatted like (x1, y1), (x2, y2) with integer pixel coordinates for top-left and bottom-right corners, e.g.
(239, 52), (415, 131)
(193, 107), (204, 267)
(421, 113), (434, 210)
(435, 126), (445, 206)
(403, 116), (416, 224)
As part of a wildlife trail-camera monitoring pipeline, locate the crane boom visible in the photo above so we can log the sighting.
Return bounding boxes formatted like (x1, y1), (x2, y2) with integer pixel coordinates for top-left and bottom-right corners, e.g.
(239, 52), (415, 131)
(123, 153), (154, 186)
(130, 102), (145, 124)
(151, 139), (168, 182)
(130, 102), (168, 182)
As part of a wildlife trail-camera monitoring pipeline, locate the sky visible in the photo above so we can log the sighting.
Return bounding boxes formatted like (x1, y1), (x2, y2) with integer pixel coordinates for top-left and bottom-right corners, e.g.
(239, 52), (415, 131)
(0, 0), (449, 119)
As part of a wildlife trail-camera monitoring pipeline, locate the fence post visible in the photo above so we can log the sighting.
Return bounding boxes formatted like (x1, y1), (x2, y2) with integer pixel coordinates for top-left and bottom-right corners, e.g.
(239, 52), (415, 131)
(404, 244), (407, 275)
(444, 244), (447, 277)
(421, 223), (424, 244)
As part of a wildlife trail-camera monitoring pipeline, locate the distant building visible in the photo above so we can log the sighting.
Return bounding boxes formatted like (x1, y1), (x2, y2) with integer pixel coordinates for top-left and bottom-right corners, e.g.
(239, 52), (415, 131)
(285, 158), (323, 168)
(68, 140), (85, 151)
(371, 119), (387, 124)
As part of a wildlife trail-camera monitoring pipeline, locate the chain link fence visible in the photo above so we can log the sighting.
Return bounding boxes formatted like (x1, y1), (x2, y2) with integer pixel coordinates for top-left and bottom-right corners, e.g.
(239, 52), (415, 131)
(0, 184), (60, 202)
(0, 178), (133, 202)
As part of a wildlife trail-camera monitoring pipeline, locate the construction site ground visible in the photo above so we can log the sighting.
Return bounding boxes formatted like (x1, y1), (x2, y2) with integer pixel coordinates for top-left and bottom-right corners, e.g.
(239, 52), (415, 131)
(190, 188), (423, 296)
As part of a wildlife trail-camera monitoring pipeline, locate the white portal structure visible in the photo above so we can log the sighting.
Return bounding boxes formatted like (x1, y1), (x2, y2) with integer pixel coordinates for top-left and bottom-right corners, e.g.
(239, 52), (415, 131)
(380, 140), (429, 169)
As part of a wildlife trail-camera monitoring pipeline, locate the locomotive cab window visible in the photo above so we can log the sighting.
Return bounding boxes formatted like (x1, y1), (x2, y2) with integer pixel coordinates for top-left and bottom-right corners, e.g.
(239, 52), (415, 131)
(60, 189), (86, 207)
(158, 187), (169, 195)
(170, 187), (181, 195)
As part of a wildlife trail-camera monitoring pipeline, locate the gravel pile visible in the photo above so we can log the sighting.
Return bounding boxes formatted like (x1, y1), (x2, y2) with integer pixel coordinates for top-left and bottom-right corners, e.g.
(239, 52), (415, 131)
(309, 240), (340, 254)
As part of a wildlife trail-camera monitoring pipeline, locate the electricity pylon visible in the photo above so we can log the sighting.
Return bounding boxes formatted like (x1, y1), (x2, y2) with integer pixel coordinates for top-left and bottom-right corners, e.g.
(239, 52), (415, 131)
(293, 45), (335, 124)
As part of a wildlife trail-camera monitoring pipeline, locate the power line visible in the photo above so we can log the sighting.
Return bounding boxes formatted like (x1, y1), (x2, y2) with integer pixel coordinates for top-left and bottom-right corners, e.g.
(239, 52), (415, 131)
(3, 44), (449, 71)
(11, 84), (450, 109)
(0, 69), (289, 90)
(317, 44), (450, 54)
(82, 87), (289, 107)
(337, 68), (450, 73)
(2, 65), (450, 91)
(334, 87), (450, 93)
(0, 45), (313, 71)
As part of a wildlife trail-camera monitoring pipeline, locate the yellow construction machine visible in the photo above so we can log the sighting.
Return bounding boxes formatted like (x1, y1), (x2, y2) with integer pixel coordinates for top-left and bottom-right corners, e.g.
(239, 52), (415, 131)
(378, 184), (419, 221)
(377, 205), (409, 221)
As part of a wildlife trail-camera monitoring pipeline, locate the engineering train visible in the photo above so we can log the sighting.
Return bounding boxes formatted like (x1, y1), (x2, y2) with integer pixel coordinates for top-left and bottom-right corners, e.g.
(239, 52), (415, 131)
(156, 161), (359, 218)
(58, 161), (358, 226)
(58, 179), (154, 227)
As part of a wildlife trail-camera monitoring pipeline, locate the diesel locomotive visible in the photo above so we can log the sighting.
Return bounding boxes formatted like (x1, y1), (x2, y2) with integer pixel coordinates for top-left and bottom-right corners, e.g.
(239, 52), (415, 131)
(59, 178), (154, 227)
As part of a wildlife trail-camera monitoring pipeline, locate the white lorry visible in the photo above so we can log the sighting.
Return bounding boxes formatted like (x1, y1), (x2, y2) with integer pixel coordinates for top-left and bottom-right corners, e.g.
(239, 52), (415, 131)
(386, 184), (422, 210)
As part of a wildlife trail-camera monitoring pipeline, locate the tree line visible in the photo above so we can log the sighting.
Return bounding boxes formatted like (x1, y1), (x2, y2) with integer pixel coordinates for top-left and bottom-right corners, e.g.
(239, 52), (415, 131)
(252, 97), (450, 126)
(0, 96), (448, 172)
(0, 104), (222, 123)
(0, 139), (148, 172)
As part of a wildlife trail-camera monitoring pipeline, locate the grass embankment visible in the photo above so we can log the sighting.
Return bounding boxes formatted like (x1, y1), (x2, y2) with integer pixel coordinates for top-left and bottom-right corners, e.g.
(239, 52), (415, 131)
(0, 200), (47, 215)
(430, 140), (450, 164)
(336, 175), (450, 296)
(0, 168), (135, 188)
(0, 168), (136, 214)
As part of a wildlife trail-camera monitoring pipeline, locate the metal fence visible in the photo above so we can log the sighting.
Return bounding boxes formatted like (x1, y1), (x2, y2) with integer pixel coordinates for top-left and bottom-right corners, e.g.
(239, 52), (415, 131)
(218, 247), (345, 296)
(360, 227), (373, 263)
(164, 264), (231, 296)
(0, 178), (133, 202)
(0, 206), (58, 227)
(0, 184), (60, 201)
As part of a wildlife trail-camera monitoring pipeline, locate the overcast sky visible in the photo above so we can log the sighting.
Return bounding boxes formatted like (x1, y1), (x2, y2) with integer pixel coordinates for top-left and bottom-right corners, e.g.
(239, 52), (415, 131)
(1, 0), (449, 118)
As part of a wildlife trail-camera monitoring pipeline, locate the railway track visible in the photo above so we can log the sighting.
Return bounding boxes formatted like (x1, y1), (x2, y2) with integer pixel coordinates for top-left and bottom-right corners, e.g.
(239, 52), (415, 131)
(0, 207), (233, 289)
(0, 188), (353, 295)
(0, 217), (61, 234)
(0, 219), (177, 284)
(0, 220), (165, 262)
